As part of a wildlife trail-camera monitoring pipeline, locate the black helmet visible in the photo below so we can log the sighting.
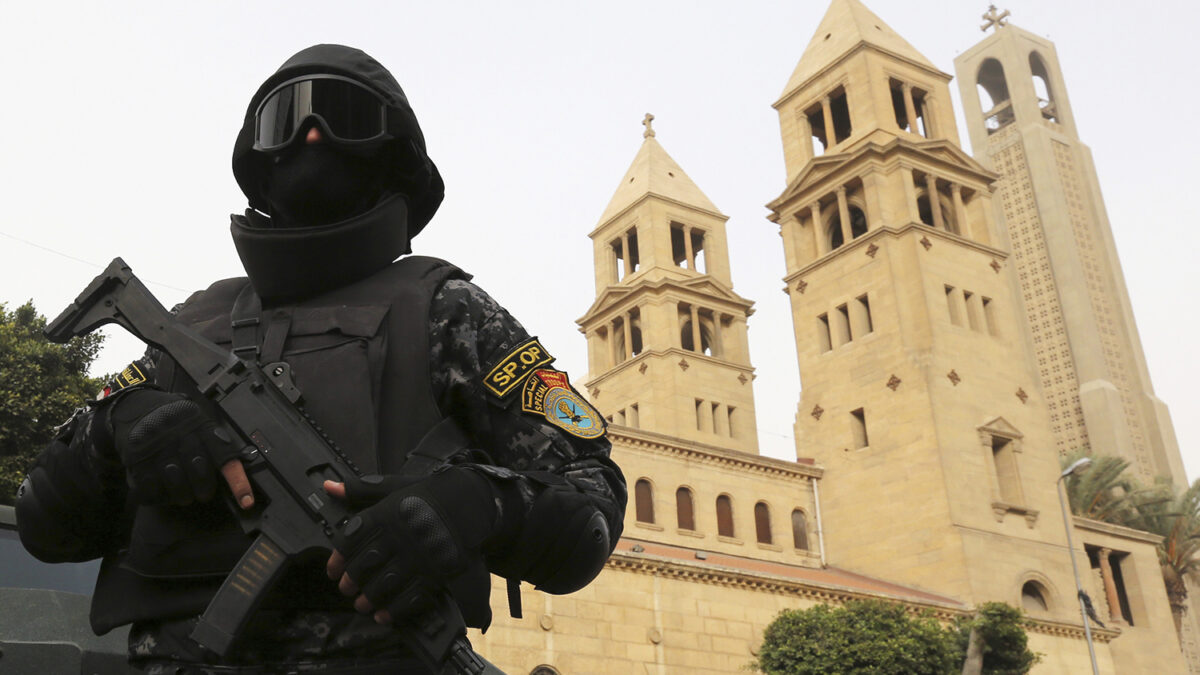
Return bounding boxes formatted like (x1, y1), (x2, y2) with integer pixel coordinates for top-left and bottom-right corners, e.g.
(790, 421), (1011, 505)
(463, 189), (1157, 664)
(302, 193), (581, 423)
(231, 44), (444, 236)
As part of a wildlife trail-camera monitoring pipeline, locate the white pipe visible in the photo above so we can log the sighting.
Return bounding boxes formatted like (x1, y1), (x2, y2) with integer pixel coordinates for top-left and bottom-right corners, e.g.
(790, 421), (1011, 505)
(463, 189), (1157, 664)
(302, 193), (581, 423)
(812, 476), (827, 567)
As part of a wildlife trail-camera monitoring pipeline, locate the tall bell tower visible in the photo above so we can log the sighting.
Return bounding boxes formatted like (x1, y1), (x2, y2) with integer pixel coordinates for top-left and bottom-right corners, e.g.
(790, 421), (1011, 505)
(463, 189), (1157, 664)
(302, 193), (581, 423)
(954, 16), (1186, 489)
(769, 0), (1072, 604)
(578, 116), (758, 454)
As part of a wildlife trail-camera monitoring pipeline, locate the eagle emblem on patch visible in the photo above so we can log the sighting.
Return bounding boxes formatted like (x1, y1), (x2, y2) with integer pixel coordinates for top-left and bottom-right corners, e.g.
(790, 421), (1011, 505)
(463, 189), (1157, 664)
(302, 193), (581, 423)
(520, 369), (605, 439)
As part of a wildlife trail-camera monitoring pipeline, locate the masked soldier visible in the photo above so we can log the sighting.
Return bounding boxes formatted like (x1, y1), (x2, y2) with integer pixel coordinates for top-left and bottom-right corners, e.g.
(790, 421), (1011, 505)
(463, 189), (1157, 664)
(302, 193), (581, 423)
(16, 44), (626, 674)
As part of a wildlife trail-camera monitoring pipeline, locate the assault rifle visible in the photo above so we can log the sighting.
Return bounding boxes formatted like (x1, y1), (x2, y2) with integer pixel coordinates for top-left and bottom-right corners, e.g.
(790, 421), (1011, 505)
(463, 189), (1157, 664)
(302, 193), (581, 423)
(46, 258), (491, 675)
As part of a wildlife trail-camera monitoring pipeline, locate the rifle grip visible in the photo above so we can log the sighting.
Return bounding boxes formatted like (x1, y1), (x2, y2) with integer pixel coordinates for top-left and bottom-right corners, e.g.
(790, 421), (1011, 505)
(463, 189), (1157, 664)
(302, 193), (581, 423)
(189, 533), (289, 657)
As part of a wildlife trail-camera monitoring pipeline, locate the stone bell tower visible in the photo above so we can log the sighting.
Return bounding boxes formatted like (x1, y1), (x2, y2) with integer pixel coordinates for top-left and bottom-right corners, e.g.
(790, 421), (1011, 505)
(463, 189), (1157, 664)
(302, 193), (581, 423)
(953, 15), (1186, 490)
(577, 115), (758, 454)
(768, 0), (1073, 605)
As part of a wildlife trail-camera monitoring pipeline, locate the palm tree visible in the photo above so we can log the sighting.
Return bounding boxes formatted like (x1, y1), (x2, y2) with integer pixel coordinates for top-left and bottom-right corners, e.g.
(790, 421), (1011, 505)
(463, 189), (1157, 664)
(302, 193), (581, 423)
(1059, 451), (1143, 524)
(1125, 478), (1200, 637)
(1060, 453), (1200, 643)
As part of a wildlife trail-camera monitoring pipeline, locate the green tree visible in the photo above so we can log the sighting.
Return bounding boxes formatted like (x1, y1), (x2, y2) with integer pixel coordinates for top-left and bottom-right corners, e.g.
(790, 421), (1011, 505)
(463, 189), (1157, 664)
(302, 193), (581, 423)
(1124, 477), (1200, 639)
(0, 301), (106, 505)
(1059, 453), (1200, 646)
(1059, 450), (1147, 524)
(753, 599), (959, 675)
(952, 602), (1041, 675)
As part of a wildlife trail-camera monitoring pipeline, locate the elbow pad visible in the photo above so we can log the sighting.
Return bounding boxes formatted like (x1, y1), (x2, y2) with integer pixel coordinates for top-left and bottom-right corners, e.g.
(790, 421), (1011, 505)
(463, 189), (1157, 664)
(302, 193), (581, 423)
(501, 480), (612, 595)
(15, 467), (89, 562)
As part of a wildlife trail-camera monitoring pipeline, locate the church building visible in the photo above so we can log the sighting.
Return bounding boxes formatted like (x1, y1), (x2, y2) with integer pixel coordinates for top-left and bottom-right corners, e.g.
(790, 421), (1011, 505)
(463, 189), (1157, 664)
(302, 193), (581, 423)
(468, 2), (1193, 673)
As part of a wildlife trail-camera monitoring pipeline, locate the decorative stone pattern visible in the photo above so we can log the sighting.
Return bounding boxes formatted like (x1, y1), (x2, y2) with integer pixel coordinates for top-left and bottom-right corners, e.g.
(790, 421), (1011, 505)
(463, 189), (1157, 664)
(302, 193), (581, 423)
(947, 369), (961, 385)
(886, 375), (901, 390)
(811, 404), (824, 420)
(1053, 140), (1152, 479)
(987, 137), (1089, 458)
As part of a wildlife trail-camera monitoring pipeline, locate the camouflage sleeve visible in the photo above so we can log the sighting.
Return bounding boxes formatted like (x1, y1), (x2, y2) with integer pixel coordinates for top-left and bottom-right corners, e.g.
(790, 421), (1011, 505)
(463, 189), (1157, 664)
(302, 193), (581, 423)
(428, 279), (627, 564)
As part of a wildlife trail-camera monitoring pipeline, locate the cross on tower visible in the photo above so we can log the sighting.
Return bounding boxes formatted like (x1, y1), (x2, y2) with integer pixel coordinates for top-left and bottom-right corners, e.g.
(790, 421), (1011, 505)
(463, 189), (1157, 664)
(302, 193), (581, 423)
(642, 113), (656, 139)
(980, 5), (1010, 32)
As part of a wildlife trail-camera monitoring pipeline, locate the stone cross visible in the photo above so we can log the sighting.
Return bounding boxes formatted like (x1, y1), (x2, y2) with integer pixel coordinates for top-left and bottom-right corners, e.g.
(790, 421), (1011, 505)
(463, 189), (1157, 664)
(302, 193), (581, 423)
(980, 5), (1010, 32)
(642, 113), (656, 138)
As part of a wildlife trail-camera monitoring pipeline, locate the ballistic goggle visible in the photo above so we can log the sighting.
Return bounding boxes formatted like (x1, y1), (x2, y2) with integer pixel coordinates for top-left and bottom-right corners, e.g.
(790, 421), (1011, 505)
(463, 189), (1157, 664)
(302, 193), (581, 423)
(254, 74), (390, 151)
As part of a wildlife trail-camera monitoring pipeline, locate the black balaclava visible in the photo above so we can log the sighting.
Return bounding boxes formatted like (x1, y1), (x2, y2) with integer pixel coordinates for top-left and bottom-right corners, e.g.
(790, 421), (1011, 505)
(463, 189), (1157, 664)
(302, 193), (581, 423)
(230, 44), (445, 302)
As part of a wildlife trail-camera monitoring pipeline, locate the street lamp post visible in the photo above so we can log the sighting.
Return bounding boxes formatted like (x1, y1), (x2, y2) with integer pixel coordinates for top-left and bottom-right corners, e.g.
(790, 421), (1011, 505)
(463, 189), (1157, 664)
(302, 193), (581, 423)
(1058, 457), (1100, 675)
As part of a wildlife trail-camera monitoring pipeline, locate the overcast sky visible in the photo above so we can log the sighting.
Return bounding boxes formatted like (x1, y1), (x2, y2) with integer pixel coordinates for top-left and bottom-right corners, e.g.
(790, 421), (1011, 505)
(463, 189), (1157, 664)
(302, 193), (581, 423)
(2, 1), (1196, 483)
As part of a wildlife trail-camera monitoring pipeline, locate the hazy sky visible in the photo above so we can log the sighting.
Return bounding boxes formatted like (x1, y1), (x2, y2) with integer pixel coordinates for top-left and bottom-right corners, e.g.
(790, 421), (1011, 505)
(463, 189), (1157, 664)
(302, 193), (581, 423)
(2, 1), (1196, 482)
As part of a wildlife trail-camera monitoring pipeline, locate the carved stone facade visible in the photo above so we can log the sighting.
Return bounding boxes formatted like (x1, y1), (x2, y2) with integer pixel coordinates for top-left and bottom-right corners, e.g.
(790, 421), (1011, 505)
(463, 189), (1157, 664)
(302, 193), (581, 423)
(473, 2), (1190, 673)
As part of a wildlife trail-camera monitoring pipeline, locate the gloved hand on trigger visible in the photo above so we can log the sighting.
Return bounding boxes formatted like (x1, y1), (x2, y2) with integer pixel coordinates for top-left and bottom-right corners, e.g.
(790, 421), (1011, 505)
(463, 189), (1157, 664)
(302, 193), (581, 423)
(325, 468), (504, 622)
(106, 388), (246, 507)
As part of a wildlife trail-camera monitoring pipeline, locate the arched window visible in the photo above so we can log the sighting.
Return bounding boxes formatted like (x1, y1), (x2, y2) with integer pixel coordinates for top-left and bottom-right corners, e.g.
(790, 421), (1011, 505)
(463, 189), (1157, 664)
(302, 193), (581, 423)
(829, 206), (868, 250)
(976, 58), (1013, 133)
(634, 479), (654, 524)
(676, 487), (696, 530)
(716, 494), (735, 538)
(791, 509), (810, 551)
(531, 667), (561, 675)
(613, 309), (643, 362)
(917, 188), (957, 234)
(754, 502), (772, 544)
(1021, 581), (1049, 613)
(1029, 52), (1058, 123)
(679, 312), (716, 356)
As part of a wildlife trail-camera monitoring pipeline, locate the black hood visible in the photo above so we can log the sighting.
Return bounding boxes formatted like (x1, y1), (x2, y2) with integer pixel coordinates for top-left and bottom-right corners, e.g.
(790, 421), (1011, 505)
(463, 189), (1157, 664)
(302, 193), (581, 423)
(231, 44), (444, 237)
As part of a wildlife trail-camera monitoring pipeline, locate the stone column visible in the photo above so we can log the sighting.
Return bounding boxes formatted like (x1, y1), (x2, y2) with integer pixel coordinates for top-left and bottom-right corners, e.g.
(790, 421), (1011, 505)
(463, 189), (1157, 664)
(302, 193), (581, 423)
(620, 231), (632, 279)
(622, 312), (633, 360)
(610, 319), (621, 364)
(903, 168), (920, 224)
(821, 96), (837, 149)
(674, 301), (684, 348)
(584, 329), (600, 374)
(925, 174), (944, 230)
(902, 83), (918, 134)
(799, 114), (813, 161)
(920, 97), (935, 137)
(683, 224), (695, 270)
(690, 305), (702, 354)
(951, 183), (968, 237)
(811, 202), (827, 255)
(862, 173), (883, 230)
(1098, 548), (1123, 623)
(712, 313), (725, 358)
(836, 187), (852, 245)
(979, 192), (995, 245)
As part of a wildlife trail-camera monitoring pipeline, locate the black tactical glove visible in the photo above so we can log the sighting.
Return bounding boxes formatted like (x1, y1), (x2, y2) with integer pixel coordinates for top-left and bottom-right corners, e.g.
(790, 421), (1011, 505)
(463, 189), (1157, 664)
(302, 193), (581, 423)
(331, 467), (503, 620)
(105, 388), (239, 506)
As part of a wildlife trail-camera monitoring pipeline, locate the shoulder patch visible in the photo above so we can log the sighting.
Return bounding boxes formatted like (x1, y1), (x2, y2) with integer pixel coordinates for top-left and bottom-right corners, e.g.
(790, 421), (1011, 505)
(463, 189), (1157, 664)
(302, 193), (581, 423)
(101, 362), (148, 398)
(519, 369), (605, 439)
(482, 337), (554, 398)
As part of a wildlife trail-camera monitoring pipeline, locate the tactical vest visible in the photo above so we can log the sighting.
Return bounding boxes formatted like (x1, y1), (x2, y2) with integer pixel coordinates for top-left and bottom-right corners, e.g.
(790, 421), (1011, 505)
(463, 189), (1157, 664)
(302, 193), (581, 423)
(89, 256), (489, 634)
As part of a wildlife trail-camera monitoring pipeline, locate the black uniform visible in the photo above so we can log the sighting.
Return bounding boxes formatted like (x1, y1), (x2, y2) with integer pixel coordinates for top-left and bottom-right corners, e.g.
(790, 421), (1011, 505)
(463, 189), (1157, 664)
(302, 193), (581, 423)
(15, 44), (625, 673)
